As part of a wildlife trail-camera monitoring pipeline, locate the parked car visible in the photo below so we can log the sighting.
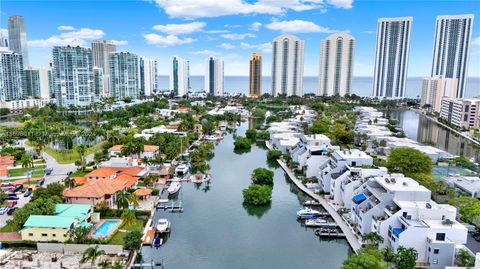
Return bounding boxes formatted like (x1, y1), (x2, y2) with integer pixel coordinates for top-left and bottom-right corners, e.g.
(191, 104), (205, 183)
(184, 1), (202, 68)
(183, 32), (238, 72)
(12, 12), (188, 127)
(23, 189), (32, 197)
(7, 207), (16, 215)
(7, 201), (17, 208)
(13, 184), (23, 192)
(6, 194), (19, 200)
(45, 168), (53, 175)
(0, 207), (8, 215)
(67, 171), (73, 176)
(36, 178), (45, 186)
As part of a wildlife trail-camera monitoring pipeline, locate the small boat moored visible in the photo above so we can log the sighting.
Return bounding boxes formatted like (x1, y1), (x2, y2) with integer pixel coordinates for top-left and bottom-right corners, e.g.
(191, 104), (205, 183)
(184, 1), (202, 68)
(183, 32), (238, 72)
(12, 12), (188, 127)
(305, 218), (327, 227)
(296, 207), (322, 219)
(167, 182), (181, 195)
(190, 173), (211, 183)
(156, 218), (170, 233)
(175, 163), (189, 175)
(153, 235), (163, 247)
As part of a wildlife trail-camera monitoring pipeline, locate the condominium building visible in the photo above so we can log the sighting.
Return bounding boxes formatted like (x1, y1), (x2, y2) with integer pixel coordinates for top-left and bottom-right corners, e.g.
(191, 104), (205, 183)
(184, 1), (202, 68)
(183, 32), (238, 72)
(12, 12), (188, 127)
(350, 175), (467, 269)
(140, 56), (157, 97)
(318, 32), (355, 96)
(8, 16), (29, 67)
(440, 97), (480, 129)
(373, 17), (412, 98)
(169, 56), (190, 97)
(109, 52), (141, 99)
(249, 53), (262, 97)
(0, 29), (8, 48)
(431, 15), (474, 98)
(93, 67), (103, 96)
(204, 57), (224, 96)
(52, 46), (95, 107)
(271, 34), (304, 97)
(92, 40), (116, 96)
(420, 76), (458, 113)
(0, 47), (23, 101)
(23, 67), (52, 98)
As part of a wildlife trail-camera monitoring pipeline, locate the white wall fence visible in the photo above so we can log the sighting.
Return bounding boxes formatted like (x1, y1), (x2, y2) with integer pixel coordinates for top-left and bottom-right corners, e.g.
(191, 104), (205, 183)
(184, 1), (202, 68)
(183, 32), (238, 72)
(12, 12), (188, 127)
(37, 243), (124, 254)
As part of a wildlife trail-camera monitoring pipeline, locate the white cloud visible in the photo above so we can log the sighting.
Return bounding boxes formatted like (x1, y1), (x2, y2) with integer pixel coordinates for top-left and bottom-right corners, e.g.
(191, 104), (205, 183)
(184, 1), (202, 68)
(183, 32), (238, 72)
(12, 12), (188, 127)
(219, 43), (235, 50)
(152, 22), (206, 35)
(240, 42), (272, 53)
(473, 36), (480, 46)
(144, 33), (196, 47)
(205, 30), (230, 34)
(221, 33), (255, 40)
(28, 28), (105, 47)
(151, 0), (351, 19)
(191, 49), (220, 56)
(112, 40), (128, 45)
(249, 22), (262, 31)
(57, 25), (75, 31)
(361, 30), (376, 34)
(266, 20), (339, 33)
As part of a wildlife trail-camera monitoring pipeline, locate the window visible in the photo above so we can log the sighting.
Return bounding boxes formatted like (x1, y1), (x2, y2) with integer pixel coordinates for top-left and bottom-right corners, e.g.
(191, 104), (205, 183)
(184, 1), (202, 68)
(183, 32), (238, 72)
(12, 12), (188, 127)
(432, 259), (438, 264)
(41, 233), (48, 237)
(52, 234), (56, 237)
(28, 233), (33, 237)
(433, 249), (439, 254)
(436, 233), (446, 241)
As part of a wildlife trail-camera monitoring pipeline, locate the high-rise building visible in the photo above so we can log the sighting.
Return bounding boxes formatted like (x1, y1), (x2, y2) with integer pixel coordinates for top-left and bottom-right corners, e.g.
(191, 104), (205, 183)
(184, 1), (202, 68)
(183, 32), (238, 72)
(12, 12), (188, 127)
(0, 29), (8, 48)
(169, 56), (190, 97)
(52, 46), (95, 107)
(421, 76), (458, 113)
(431, 14), (474, 98)
(140, 56), (157, 97)
(204, 57), (224, 96)
(271, 34), (304, 97)
(93, 67), (104, 96)
(23, 67), (51, 99)
(8, 16), (29, 68)
(373, 17), (412, 98)
(92, 40), (116, 96)
(0, 47), (23, 101)
(109, 52), (140, 99)
(318, 32), (355, 96)
(249, 53), (262, 97)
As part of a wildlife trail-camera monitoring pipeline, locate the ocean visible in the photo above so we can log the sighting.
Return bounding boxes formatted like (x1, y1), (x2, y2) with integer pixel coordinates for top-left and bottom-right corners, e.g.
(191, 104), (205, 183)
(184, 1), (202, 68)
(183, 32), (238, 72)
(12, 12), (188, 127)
(157, 76), (480, 98)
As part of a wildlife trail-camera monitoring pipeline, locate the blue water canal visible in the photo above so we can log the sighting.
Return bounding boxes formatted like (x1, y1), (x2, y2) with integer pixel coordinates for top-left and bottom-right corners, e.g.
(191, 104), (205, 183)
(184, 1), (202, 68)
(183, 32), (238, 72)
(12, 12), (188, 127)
(140, 122), (351, 268)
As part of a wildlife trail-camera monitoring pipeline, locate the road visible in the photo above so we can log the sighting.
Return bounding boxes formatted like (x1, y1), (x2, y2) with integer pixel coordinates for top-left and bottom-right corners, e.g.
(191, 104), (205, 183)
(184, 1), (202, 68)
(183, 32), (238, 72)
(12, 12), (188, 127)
(0, 140), (77, 227)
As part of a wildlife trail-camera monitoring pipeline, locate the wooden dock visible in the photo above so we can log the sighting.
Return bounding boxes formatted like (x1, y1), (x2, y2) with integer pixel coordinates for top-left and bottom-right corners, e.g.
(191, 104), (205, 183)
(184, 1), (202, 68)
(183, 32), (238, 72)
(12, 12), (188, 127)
(314, 229), (345, 238)
(306, 222), (338, 228)
(143, 227), (156, 246)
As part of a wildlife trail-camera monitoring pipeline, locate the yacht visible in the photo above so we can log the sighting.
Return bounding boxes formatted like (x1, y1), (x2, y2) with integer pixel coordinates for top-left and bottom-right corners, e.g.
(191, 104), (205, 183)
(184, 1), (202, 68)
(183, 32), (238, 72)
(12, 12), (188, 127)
(167, 182), (181, 195)
(296, 207), (322, 219)
(175, 163), (189, 175)
(156, 218), (170, 233)
(205, 135), (219, 141)
(190, 173), (211, 183)
(305, 218), (328, 227)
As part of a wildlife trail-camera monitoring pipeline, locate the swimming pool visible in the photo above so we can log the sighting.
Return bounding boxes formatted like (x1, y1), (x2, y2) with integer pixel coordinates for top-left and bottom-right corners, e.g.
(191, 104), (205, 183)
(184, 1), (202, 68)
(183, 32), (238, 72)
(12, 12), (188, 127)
(92, 220), (121, 237)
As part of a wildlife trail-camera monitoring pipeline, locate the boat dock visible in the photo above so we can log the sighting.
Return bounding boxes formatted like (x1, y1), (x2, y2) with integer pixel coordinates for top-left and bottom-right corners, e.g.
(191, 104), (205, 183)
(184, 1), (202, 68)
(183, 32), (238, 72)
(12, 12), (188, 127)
(266, 141), (362, 253)
(143, 227), (156, 246)
(297, 212), (330, 219)
(314, 229), (346, 238)
(306, 222), (338, 228)
(156, 200), (184, 212)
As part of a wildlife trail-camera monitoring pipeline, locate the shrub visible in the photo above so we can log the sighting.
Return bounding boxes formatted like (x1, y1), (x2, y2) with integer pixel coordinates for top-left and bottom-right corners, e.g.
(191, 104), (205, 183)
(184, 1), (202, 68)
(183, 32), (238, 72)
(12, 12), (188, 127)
(242, 184), (272, 205)
(234, 137), (252, 151)
(251, 168), (274, 185)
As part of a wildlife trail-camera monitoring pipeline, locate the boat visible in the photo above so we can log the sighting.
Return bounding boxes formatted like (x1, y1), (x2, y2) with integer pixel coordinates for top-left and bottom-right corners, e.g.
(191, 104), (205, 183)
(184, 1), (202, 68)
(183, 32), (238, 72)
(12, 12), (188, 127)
(153, 235), (163, 247)
(167, 182), (181, 195)
(205, 135), (219, 141)
(156, 218), (170, 233)
(175, 163), (189, 175)
(219, 122), (227, 131)
(303, 200), (321, 206)
(305, 218), (328, 227)
(190, 173), (211, 183)
(296, 207), (322, 218)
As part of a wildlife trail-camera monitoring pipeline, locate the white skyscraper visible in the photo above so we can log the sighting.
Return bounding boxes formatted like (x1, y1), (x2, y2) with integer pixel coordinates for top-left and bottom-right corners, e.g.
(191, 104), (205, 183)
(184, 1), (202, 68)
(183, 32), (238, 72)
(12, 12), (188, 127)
(431, 14), (474, 98)
(373, 17), (412, 98)
(0, 47), (23, 101)
(271, 34), (304, 97)
(0, 29), (8, 48)
(8, 16), (29, 68)
(23, 67), (52, 98)
(109, 52), (141, 99)
(92, 40), (116, 96)
(140, 56), (157, 97)
(52, 46), (95, 107)
(204, 57), (224, 96)
(318, 32), (355, 96)
(169, 56), (190, 97)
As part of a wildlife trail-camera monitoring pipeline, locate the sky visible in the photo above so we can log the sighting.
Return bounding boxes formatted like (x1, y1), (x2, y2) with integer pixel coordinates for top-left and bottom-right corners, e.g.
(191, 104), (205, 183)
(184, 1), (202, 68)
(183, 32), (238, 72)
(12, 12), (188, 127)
(1, 0), (479, 78)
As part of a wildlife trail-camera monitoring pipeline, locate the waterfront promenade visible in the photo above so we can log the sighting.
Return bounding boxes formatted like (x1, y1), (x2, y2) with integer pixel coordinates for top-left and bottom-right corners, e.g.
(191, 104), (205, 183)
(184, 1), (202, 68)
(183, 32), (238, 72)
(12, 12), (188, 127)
(266, 142), (362, 253)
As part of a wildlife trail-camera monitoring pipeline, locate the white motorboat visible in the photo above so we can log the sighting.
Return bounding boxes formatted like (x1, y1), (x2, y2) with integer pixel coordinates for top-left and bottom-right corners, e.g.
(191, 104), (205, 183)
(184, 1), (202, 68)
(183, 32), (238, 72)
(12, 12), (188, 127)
(305, 218), (328, 227)
(205, 135), (219, 141)
(303, 200), (321, 206)
(156, 218), (170, 233)
(190, 173), (211, 183)
(167, 182), (181, 195)
(175, 163), (189, 175)
(296, 207), (322, 218)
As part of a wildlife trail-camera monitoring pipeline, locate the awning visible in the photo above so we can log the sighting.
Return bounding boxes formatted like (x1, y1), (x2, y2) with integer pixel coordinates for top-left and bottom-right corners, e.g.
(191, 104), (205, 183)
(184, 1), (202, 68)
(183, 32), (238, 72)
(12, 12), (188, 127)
(352, 193), (367, 204)
(393, 227), (404, 237)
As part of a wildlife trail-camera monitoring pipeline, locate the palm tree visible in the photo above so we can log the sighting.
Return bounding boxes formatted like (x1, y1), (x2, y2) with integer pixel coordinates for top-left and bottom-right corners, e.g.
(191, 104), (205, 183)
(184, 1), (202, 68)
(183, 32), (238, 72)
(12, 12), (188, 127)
(121, 209), (136, 227)
(20, 153), (33, 168)
(128, 192), (140, 209)
(362, 232), (384, 246)
(97, 260), (111, 269)
(115, 191), (129, 210)
(110, 261), (124, 269)
(75, 144), (88, 170)
(121, 142), (135, 157)
(64, 177), (75, 189)
(80, 245), (105, 269)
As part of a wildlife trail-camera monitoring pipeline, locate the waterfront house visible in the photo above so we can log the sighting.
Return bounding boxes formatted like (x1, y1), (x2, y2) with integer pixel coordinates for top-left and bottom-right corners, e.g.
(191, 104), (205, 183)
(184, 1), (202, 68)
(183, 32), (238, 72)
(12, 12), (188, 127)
(63, 178), (131, 207)
(21, 204), (97, 242)
(108, 145), (160, 159)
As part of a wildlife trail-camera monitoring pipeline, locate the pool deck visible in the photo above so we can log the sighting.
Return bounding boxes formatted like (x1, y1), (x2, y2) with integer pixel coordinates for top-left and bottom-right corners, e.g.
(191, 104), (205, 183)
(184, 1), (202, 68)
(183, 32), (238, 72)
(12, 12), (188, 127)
(266, 141), (362, 253)
(88, 219), (122, 240)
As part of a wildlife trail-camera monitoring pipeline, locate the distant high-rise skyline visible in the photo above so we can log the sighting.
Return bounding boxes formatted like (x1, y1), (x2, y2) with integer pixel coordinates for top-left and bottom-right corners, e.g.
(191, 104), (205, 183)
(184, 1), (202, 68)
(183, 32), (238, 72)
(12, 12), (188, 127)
(141, 56), (157, 97)
(205, 57), (224, 96)
(0, 47), (23, 101)
(109, 52), (140, 99)
(271, 34), (304, 97)
(169, 56), (190, 97)
(92, 40), (116, 96)
(431, 14), (474, 98)
(8, 16), (29, 68)
(318, 32), (355, 97)
(249, 53), (262, 98)
(373, 17), (412, 98)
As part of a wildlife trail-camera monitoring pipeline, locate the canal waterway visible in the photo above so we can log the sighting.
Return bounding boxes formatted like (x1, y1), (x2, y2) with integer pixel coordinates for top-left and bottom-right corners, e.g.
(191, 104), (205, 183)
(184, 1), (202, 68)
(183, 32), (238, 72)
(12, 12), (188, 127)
(390, 109), (479, 160)
(141, 122), (351, 268)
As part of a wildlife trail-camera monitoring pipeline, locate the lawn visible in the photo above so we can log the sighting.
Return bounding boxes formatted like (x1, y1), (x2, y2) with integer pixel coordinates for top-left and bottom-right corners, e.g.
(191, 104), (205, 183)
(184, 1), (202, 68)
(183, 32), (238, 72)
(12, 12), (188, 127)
(70, 169), (92, 177)
(43, 143), (104, 164)
(0, 222), (19, 232)
(108, 219), (144, 245)
(8, 165), (46, 177)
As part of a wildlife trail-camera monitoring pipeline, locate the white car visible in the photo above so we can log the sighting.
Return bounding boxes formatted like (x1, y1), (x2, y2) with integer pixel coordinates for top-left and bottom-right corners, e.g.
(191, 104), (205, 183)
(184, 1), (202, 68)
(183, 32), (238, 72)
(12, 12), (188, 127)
(0, 207), (8, 215)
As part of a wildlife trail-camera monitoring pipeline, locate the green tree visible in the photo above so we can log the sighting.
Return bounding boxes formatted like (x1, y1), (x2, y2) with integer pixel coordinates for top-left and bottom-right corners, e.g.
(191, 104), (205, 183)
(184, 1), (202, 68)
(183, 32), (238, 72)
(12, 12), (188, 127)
(267, 150), (282, 162)
(342, 248), (388, 269)
(124, 230), (143, 251)
(128, 192), (140, 209)
(20, 153), (33, 168)
(448, 196), (480, 224)
(121, 209), (136, 226)
(31, 183), (65, 201)
(67, 226), (91, 244)
(242, 184), (272, 205)
(98, 260), (111, 269)
(110, 261), (124, 269)
(245, 129), (257, 141)
(395, 246), (417, 269)
(456, 249), (475, 267)
(234, 137), (252, 151)
(81, 245), (105, 269)
(387, 148), (432, 175)
(64, 177), (75, 189)
(74, 144), (88, 170)
(362, 232), (384, 246)
(115, 191), (129, 210)
(251, 168), (274, 185)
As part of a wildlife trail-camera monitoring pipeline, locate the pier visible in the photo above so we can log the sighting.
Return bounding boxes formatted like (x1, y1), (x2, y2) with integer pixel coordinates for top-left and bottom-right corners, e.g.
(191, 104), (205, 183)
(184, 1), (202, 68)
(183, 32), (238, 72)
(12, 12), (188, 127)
(314, 229), (346, 238)
(266, 141), (362, 253)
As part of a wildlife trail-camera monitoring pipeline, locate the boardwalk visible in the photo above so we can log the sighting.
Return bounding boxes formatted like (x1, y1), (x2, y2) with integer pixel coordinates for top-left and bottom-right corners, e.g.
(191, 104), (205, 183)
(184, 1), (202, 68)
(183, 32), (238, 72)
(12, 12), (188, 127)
(266, 142), (362, 253)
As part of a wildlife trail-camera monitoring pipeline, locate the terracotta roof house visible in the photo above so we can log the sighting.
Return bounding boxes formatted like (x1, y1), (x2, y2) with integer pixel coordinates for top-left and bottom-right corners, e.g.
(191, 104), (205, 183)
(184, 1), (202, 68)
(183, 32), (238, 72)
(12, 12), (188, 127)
(63, 178), (130, 207)
(108, 145), (160, 159)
